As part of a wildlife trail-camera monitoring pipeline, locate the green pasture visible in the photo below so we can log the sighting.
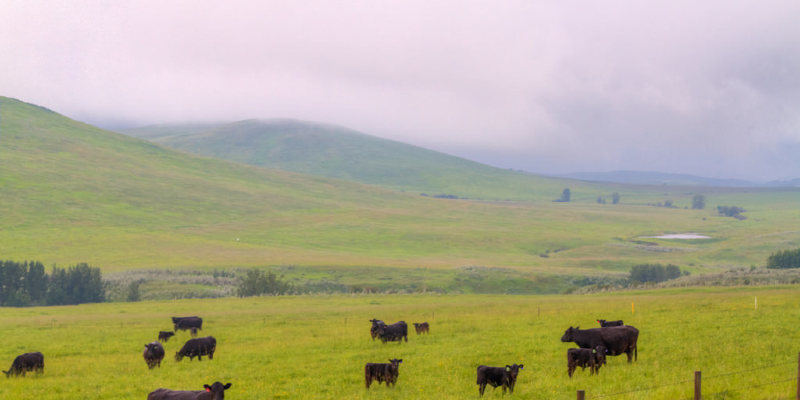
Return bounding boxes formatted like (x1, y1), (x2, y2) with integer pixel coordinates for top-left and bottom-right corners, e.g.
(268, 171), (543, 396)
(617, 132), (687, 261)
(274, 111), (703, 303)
(2, 96), (800, 284)
(2, 286), (799, 399)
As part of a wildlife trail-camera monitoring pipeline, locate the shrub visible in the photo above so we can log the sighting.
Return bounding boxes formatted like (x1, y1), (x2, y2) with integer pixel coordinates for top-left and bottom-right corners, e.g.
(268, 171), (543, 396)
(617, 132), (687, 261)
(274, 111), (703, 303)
(717, 205), (746, 219)
(629, 263), (685, 283)
(237, 269), (293, 297)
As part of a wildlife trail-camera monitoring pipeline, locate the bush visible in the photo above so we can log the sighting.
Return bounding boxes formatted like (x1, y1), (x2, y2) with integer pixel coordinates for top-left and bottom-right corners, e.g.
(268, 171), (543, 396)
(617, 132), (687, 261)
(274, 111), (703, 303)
(236, 269), (293, 297)
(717, 205), (746, 219)
(692, 194), (706, 209)
(629, 264), (685, 283)
(767, 248), (800, 269)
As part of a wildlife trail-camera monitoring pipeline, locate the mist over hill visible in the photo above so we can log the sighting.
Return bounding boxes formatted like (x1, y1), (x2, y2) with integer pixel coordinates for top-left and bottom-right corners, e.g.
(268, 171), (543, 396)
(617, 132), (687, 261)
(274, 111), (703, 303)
(122, 119), (578, 201)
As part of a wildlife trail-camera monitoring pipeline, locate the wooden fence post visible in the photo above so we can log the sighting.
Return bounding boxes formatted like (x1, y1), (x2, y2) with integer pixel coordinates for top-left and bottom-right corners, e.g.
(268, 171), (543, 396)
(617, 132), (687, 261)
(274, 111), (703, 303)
(695, 370), (701, 400)
(577, 389), (585, 400)
(796, 352), (800, 400)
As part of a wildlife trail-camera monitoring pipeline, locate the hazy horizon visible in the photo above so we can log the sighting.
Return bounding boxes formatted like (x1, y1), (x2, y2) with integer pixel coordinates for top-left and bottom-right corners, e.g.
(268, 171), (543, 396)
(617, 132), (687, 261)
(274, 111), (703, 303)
(2, 1), (799, 181)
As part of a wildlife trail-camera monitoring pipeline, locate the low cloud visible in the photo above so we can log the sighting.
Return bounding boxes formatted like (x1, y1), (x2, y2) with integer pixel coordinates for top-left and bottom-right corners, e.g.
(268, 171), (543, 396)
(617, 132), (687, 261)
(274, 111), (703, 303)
(1, 0), (798, 180)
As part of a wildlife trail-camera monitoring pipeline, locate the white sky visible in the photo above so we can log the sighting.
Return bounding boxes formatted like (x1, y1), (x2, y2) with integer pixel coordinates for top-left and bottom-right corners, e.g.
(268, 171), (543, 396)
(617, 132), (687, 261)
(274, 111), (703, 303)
(1, 0), (799, 180)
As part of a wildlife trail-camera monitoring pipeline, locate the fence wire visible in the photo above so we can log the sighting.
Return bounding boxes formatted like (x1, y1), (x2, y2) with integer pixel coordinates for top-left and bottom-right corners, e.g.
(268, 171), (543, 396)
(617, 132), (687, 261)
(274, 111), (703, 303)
(589, 359), (797, 398)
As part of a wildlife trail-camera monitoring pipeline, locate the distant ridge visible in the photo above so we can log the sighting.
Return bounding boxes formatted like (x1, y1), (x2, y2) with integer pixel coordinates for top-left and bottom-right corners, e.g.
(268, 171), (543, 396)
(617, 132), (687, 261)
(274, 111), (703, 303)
(122, 119), (575, 201)
(559, 170), (762, 187)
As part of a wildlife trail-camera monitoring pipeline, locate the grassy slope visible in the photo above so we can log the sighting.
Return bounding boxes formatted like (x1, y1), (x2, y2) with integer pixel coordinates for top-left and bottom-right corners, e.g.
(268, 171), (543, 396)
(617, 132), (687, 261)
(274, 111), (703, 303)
(123, 119), (597, 202)
(2, 96), (800, 279)
(1, 287), (799, 399)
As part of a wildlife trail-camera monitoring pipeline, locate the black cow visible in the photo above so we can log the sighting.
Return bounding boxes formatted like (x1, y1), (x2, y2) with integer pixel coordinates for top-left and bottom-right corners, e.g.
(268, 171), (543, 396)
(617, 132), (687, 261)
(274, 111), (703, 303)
(476, 364), (523, 396)
(597, 319), (623, 327)
(144, 341), (165, 369)
(3, 352), (44, 378)
(567, 346), (607, 377)
(377, 321), (408, 343)
(365, 359), (402, 388)
(369, 319), (385, 341)
(413, 322), (430, 335)
(175, 336), (217, 362)
(173, 316), (203, 332)
(158, 331), (175, 342)
(561, 326), (638, 362)
(147, 382), (232, 400)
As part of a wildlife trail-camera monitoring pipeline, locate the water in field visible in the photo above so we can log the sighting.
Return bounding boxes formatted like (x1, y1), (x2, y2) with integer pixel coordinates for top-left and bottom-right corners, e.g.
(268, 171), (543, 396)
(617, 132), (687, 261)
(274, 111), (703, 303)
(642, 233), (712, 239)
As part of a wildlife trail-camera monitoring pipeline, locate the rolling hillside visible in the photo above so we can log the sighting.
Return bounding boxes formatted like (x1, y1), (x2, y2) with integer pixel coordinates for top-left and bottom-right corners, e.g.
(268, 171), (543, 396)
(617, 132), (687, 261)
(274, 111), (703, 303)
(3, 96), (800, 295)
(123, 119), (582, 201)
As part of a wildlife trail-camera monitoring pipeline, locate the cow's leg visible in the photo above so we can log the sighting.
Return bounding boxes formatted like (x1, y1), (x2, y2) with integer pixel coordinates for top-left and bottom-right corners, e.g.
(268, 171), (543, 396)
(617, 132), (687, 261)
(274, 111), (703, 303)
(479, 383), (486, 396)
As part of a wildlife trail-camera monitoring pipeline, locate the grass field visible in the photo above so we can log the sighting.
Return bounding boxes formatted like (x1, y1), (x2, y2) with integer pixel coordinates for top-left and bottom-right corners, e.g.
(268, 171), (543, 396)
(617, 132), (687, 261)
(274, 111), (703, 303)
(2, 286), (799, 399)
(3, 96), (800, 289)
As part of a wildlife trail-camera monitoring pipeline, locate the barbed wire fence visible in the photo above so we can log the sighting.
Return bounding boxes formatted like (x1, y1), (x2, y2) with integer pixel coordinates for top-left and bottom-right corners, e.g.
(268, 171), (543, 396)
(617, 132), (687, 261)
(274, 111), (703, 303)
(576, 355), (799, 400)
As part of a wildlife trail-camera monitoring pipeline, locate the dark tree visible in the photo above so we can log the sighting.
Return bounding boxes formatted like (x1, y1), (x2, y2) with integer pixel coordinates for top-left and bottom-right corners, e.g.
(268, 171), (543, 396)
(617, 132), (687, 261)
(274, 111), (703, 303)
(692, 194), (706, 210)
(767, 248), (800, 269)
(127, 280), (142, 302)
(555, 188), (571, 202)
(237, 269), (292, 297)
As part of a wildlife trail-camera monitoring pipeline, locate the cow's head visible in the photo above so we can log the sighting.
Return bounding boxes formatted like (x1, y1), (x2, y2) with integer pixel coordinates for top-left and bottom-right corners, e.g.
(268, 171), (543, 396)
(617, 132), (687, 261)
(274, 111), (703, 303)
(388, 359), (402, 369)
(203, 382), (232, 400)
(369, 319), (384, 327)
(561, 326), (579, 342)
(504, 364), (523, 389)
(174, 352), (183, 362)
(594, 346), (608, 364)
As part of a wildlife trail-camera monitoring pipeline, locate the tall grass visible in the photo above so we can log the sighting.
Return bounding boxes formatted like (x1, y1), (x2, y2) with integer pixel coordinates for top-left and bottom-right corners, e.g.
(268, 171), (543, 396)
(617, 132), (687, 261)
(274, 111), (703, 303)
(1, 286), (799, 399)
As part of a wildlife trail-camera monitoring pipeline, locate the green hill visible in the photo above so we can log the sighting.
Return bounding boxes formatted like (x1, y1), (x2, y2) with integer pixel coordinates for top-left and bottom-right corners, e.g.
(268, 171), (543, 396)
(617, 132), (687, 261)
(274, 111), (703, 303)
(4, 96), (800, 296)
(123, 119), (578, 201)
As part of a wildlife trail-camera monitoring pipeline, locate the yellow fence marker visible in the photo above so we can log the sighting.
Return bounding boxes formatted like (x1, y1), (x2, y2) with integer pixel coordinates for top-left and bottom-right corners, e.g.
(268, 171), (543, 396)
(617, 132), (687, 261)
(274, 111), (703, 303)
(755, 296), (757, 310)
(632, 302), (635, 314)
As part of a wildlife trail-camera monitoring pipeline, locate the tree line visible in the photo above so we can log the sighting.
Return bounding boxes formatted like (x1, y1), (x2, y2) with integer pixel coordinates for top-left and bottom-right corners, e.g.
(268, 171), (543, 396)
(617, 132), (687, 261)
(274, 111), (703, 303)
(0, 260), (104, 306)
(767, 248), (800, 269)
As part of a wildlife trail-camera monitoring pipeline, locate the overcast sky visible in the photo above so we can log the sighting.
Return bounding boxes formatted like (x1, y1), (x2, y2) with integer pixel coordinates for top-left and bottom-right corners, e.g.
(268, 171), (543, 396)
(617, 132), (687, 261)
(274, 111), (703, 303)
(1, 1), (799, 181)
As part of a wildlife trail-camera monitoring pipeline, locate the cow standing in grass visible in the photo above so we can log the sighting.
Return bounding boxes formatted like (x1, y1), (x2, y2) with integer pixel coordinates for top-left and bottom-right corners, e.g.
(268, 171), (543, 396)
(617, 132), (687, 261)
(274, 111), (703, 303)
(173, 316), (203, 333)
(377, 321), (408, 343)
(567, 346), (607, 377)
(3, 352), (44, 377)
(158, 331), (175, 342)
(476, 364), (523, 396)
(144, 342), (165, 369)
(369, 319), (385, 341)
(365, 359), (402, 388)
(561, 326), (638, 362)
(597, 319), (623, 327)
(147, 382), (232, 400)
(413, 322), (430, 334)
(175, 336), (217, 362)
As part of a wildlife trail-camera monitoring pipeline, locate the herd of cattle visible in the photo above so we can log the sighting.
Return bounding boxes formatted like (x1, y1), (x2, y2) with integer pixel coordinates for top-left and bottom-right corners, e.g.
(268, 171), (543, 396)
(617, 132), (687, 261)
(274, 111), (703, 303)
(366, 317), (639, 396)
(3, 314), (639, 397)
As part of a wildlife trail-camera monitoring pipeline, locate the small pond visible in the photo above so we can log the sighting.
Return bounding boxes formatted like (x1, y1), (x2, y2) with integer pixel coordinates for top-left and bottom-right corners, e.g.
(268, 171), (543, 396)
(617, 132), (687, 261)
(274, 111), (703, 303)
(641, 233), (712, 239)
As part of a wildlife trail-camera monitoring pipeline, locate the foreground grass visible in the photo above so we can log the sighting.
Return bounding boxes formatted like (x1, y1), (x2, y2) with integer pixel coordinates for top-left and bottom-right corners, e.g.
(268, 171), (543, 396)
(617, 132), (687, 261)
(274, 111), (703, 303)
(1, 286), (799, 399)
